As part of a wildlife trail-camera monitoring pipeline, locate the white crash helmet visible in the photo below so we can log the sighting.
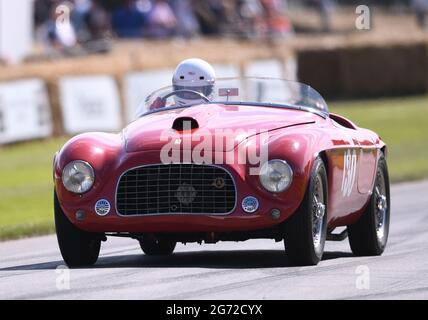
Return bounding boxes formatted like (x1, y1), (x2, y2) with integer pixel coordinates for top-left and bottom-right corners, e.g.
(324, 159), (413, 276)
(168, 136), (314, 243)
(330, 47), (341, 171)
(172, 58), (216, 106)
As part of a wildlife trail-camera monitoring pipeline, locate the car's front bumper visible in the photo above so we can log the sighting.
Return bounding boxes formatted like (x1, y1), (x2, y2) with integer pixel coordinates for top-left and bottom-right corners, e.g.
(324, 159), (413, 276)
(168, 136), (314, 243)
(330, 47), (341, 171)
(54, 152), (306, 234)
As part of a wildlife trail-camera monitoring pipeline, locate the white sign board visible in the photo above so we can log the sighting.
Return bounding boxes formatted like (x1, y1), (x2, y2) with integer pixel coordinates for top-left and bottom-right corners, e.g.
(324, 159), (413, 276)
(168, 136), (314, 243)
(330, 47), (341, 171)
(213, 64), (240, 78)
(0, 0), (34, 64)
(124, 69), (173, 123)
(0, 79), (52, 144)
(59, 76), (122, 134)
(245, 59), (284, 78)
(245, 59), (295, 102)
(284, 57), (298, 81)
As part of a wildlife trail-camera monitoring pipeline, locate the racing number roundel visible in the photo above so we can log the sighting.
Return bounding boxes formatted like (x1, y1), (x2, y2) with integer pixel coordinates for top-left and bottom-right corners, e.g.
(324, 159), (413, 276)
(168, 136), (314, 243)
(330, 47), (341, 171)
(341, 149), (357, 197)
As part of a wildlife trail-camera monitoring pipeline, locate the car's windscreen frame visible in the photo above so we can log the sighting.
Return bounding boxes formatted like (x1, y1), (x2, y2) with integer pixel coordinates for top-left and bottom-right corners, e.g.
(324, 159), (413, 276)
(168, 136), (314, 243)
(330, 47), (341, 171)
(141, 101), (329, 119)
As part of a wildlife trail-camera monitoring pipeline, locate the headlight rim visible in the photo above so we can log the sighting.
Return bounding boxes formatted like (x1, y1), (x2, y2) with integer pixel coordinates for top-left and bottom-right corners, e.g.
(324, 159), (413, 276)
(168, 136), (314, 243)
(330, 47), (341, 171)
(259, 159), (293, 193)
(62, 160), (95, 194)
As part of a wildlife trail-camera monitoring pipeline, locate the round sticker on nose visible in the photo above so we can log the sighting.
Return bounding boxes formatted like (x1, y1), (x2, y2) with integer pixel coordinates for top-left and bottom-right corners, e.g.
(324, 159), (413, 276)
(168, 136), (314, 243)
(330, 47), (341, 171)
(95, 199), (111, 216)
(242, 196), (259, 214)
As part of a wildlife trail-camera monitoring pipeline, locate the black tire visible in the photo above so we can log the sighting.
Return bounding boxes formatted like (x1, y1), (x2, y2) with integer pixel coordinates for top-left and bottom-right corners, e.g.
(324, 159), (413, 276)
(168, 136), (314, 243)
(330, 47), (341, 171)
(348, 153), (390, 256)
(54, 191), (101, 267)
(139, 235), (176, 256)
(284, 157), (328, 266)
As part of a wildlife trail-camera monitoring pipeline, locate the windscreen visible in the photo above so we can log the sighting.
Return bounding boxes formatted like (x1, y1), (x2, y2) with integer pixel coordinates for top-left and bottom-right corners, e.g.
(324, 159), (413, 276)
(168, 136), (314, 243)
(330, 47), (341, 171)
(137, 77), (328, 117)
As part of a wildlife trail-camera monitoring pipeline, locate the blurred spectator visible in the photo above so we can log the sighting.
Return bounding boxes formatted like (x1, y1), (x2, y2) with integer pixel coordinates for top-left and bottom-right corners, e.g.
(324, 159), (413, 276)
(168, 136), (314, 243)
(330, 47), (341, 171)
(71, 0), (92, 37)
(82, 0), (112, 53)
(192, 0), (225, 35)
(33, 0), (297, 55)
(112, 0), (148, 38)
(238, 0), (265, 38)
(260, 0), (293, 38)
(312, 0), (335, 32)
(412, 0), (428, 28)
(46, 2), (78, 53)
(35, 0), (56, 28)
(84, 0), (111, 40)
(146, 0), (177, 38)
(171, 0), (199, 38)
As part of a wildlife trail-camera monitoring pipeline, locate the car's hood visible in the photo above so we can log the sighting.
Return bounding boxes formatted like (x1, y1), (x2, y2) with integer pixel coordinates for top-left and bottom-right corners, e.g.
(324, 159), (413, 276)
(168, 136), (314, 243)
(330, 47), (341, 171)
(124, 104), (316, 152)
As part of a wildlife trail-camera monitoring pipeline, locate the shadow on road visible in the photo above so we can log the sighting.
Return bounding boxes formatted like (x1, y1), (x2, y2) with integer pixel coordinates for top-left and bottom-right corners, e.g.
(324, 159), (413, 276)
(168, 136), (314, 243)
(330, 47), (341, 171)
(0, 250), (354, 271)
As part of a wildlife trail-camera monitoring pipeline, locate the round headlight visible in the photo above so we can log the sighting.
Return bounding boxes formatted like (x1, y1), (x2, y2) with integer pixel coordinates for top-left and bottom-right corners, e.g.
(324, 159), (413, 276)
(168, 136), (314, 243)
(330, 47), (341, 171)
(62, 161), (95, 194)
(259, 159), (293, 193)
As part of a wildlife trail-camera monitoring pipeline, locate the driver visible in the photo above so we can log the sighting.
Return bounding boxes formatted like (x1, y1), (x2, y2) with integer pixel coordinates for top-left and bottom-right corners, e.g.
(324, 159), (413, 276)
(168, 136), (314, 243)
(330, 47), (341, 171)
(150, 58), (216, 110)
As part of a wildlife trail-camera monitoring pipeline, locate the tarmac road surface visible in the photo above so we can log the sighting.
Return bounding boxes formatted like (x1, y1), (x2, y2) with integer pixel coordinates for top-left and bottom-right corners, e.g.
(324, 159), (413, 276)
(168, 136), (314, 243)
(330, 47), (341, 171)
(1, 180), (428, 300)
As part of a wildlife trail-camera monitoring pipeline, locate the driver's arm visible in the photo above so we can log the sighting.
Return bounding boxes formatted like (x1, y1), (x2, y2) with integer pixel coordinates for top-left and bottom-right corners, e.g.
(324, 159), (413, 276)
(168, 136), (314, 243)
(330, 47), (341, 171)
(149, 97), (166, 111)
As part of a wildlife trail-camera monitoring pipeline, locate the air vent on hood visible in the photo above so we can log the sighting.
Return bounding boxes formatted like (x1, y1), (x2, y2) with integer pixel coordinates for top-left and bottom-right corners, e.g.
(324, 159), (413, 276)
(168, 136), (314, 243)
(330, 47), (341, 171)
(172, 117), (199, 131)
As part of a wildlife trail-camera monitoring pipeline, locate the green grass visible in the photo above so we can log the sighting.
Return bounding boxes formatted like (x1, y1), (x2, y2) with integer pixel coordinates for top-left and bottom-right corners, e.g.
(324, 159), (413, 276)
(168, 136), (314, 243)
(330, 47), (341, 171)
(0, 138), (67, 241)
(0, 96), (427, 240)
(330, 96), (428, 182)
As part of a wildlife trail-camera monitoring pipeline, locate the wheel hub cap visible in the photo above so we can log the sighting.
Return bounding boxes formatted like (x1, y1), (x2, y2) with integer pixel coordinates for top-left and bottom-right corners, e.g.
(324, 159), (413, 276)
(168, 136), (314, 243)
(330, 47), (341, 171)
(315, 202), (326, 219)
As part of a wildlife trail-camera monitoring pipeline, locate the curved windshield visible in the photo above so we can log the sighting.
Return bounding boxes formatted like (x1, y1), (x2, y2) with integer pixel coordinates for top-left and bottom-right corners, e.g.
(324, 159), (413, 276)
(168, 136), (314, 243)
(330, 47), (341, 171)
(137, 77), (328, 117)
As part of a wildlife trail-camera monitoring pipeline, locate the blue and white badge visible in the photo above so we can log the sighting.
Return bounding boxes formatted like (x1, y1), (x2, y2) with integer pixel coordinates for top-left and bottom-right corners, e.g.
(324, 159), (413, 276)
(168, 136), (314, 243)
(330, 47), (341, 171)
(242, 196), (259, 214)
(95, 199), (111, 216)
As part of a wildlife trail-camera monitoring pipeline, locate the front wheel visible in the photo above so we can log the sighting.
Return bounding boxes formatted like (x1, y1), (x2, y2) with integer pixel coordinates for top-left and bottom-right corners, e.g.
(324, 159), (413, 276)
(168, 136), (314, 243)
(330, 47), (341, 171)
(348, 153), (390, 256)
(284, 157), (328, 266)
(54, 192), (101, 267)
(139, 234), (176, 256)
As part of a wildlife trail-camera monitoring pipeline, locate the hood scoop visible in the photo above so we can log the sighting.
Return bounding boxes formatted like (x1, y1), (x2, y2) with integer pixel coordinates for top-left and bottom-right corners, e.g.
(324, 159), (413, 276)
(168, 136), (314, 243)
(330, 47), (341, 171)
(172, 117), (199, 131)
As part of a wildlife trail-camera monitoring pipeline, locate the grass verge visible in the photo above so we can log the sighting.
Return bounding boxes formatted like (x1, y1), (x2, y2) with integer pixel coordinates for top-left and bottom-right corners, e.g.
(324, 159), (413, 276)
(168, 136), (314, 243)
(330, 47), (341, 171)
(0, 138), (67, 241)
(330, 95), (428, 182)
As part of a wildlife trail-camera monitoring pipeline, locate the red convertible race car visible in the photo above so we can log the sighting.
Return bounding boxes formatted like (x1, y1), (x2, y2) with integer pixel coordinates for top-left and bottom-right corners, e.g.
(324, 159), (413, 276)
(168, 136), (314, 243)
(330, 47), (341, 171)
(53, 77), (390, 267)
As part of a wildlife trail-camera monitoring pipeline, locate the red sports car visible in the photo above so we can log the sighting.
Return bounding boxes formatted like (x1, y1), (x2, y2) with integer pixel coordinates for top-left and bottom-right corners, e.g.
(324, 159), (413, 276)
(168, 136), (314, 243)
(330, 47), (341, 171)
(53, 78), (390, 267)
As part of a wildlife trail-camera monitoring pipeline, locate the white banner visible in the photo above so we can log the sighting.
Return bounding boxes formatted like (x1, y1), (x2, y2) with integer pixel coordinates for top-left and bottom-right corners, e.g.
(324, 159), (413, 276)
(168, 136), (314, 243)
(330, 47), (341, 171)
(0, 0), (34, 64)
(245, 59), (284, 78)
(0, 79), (52, 144)
(59, 76), (122, 134)
(124, 69), (173, 123)
(284, 57), (298, 81)
(213, 64), (240, 78)
(245, 59), (294, 101)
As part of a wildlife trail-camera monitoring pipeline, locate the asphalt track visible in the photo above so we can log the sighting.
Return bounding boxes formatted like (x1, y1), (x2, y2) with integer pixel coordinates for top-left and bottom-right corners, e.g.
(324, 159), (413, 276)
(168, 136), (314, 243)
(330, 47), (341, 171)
(1, 180), (428, 300)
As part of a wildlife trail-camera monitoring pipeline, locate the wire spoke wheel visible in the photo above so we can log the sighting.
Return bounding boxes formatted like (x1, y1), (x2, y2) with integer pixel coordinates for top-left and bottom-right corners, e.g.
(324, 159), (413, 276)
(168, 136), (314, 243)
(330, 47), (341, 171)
(284, 157), (328, 266)
(347, 153), (390, 256)
(374, 169), (388, 245)
(312, 173), (326, 254)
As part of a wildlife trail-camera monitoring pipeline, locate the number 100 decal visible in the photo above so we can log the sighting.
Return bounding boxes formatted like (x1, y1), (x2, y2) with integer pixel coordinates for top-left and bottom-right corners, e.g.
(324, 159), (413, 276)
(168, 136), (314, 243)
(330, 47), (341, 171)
(341, 149), (357, 197)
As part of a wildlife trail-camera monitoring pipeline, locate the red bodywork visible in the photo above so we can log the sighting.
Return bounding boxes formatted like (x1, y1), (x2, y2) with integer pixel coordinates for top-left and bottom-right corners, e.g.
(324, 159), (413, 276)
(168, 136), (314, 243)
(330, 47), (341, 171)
(54, 104), (386, 235)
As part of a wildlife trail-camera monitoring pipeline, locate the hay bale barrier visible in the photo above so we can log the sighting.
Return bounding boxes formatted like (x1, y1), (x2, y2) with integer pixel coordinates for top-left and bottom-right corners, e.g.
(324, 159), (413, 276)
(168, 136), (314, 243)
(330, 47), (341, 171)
(297, 49), (344, 98)
(297, 42), (428, 99)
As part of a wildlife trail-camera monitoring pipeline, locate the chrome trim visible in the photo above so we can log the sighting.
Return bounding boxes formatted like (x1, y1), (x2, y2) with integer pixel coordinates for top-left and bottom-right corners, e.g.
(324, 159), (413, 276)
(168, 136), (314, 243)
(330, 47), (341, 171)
(259, 159), (294, 193)
(114, 163), (238, 217)
(61, 160), (95, 194)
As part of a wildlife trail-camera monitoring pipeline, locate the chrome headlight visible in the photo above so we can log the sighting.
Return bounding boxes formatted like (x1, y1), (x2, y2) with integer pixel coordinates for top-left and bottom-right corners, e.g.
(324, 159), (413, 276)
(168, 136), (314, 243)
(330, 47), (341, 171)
(62, 161), (95, 194)
(259, 159), (293, 193)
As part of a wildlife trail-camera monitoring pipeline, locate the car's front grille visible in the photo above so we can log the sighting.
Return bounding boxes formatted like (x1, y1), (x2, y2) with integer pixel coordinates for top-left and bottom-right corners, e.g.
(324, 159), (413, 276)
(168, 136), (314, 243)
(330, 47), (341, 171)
(116, 164), (236, 216)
